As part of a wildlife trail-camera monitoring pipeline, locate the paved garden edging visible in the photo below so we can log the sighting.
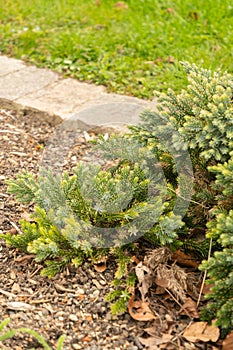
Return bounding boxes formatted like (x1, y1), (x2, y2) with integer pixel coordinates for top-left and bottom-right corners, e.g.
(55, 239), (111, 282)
(0, 55), (157, 130)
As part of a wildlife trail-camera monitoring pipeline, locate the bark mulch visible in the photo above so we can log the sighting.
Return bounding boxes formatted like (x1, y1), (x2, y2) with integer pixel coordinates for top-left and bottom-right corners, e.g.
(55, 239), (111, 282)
(0, 108), (224, 349)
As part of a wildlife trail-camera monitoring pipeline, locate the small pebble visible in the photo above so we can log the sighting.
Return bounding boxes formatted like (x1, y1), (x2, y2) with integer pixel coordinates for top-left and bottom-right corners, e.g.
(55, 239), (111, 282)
(124, 313), (131, 321)
(76, 334), (84, 341)
(69, 314), (78, 322)
(76, 288), (85, 294)
(11, 282), (21, 293)
(55, 311), (65, 316)
(92, 289), (100, 298)
(92, 279), (102, 289)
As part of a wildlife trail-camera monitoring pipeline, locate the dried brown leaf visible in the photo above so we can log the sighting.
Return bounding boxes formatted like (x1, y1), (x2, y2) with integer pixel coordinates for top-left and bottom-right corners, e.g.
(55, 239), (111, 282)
(128, 295), (156, 321)
(202, 282), (214, 295)
(171, 250), (199, 268)
(144, 322), (161, 337)
(155, 57), (163, 64)
(94, 256), (107, 272)
(135, 261), (153, 301)
(166, 8), (175, 13)
(186, 272), (200, 299)
(145, 247), (171, 269)
(94, 262), (106, 272)
(138, 336), (159, 349)
(114, 1), (128, 9)
(155, 276), (169, 289)
(166, 56), (175, 64)
(222, 330), (233, 350)
(189, 11), (199, 20)
(179, 297), (199, 318)
(160, 334), (174, 349)
(138, 334), (173, 349)
(156, 264), (187, 302)
(131, 255), (140, 265)
(183, 321), (220, 343)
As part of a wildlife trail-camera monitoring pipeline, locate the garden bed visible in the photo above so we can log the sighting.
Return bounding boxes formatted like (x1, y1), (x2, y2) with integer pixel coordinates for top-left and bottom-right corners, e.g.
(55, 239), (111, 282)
(0, 108), (224, 349)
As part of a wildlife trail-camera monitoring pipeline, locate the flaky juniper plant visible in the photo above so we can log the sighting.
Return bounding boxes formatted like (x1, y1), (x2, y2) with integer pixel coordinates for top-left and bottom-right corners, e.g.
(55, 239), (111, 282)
(129, 62), (233, 333)
(2, 62), (233, 333)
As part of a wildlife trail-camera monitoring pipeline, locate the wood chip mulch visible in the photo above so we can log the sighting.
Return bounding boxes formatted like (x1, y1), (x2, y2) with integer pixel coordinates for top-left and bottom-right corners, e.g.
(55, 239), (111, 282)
(0, 108), (224, 349)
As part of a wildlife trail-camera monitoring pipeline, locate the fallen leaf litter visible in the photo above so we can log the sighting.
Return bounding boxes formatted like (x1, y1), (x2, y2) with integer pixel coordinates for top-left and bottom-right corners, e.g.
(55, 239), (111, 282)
(0, 108), (225, 349)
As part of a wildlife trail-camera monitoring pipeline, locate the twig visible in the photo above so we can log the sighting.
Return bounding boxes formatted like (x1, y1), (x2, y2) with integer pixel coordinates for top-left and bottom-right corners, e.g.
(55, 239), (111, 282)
(196, 237), (213, 307)
(171, 320), (193, 343)
(54, 283), (76, 293)
(165, 288), (183, 308)
(0, 287), (41, 300)
(10, 151), (28, 157)
(164, 288), (192, 319)
(30, 299), (51, 304)
(29, 266), (43, 278)
(15, 254), (35, 263)
(0, 109), (15, 120)
(0, 193), (9, 198)
(0, 130), (20, 134)
(0, 287), (17, 298)
(168, 187), (209, 209)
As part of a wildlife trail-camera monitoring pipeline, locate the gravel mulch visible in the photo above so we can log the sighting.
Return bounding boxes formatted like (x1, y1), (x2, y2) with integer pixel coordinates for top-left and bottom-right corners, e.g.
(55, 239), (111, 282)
(0, 108), (224, 350)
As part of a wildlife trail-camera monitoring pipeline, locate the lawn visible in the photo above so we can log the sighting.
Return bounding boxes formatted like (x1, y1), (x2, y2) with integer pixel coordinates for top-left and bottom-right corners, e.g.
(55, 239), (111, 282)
(0, 0), (233, 98)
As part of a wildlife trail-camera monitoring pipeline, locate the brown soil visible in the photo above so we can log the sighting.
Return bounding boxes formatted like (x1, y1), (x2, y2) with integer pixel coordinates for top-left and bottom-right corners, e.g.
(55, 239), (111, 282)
(0, 108), (223, 349)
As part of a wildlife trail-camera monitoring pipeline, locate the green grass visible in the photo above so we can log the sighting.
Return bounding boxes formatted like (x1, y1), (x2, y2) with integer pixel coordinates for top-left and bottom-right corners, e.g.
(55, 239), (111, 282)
(0, 0), (233, 98)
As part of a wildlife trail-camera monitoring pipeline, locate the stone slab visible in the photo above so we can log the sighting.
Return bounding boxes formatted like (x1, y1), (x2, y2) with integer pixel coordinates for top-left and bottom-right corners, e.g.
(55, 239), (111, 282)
(68, 102), (146, 131)
(0, 55), (157, 130)
(16, 77), (149, 121)
(0, 98), (62, 126)
(0, 55), (26, 76)
(0, 65), (59, 100)
(76, 92), (149, 112)
(16, 78), (107, 118)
